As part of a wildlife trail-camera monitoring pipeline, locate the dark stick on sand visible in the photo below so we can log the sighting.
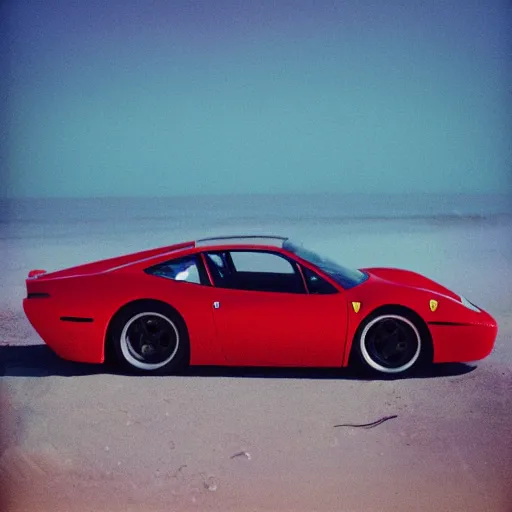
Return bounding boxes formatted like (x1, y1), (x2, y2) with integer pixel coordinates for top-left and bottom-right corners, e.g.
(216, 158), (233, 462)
(334, 415), (398, 429)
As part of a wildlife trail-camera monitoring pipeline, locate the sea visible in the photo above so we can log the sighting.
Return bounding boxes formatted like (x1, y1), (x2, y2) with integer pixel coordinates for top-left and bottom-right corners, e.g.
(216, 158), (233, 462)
(0, 193), (510, 241)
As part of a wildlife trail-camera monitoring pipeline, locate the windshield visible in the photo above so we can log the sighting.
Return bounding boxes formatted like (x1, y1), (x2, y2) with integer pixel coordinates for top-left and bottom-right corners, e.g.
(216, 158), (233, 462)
(283, 240), (368, 289)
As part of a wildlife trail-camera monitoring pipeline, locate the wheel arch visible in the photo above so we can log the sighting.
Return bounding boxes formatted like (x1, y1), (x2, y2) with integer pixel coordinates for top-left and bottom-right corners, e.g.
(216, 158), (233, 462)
(104, 298), (189, 363)
(348, 303), (433, 366)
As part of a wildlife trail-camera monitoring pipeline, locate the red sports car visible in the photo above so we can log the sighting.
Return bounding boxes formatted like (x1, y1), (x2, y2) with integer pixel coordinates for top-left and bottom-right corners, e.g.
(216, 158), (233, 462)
(23, 235), (498, 376)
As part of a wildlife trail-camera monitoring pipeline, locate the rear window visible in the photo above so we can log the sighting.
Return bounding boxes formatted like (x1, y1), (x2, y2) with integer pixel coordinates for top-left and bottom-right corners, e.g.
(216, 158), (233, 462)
(145, 255), (209, 285)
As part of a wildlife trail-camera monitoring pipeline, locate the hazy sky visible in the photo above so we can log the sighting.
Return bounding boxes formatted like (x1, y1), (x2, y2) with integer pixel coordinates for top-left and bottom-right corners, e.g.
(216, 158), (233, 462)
(2, 0), (511, 198)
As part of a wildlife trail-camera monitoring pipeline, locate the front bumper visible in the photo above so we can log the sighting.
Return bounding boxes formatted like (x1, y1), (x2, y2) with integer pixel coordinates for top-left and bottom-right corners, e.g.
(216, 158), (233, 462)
(430, 313), (498, 363)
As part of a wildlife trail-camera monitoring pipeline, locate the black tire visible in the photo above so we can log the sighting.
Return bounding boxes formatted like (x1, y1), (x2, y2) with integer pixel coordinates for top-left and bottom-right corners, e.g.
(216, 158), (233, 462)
(110, 302), (189, 374)
(353, 311), (427, 376)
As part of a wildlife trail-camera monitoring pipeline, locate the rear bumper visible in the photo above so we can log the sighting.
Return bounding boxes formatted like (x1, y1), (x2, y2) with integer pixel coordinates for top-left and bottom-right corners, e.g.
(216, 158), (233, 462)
(429, 316), (498, 363)
(23, 298), (105, 363)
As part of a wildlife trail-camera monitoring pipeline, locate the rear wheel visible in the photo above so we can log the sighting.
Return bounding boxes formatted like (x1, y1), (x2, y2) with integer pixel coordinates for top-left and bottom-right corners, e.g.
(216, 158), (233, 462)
(356, 313), (424, 375)
(111, 303), (189, 374)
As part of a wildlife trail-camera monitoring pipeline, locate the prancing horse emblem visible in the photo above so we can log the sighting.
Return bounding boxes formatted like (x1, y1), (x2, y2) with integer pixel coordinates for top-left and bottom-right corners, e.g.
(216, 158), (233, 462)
(429, 299), (438, 312)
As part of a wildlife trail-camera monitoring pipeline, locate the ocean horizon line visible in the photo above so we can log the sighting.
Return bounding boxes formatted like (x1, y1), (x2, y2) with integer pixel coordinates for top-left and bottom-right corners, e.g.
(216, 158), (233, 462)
(0, 191), (510, 200)
(1, 192), (510, 227)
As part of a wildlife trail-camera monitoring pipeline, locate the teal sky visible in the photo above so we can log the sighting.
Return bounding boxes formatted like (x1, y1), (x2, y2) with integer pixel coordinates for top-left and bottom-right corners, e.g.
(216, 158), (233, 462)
(2, 0), (511, 198)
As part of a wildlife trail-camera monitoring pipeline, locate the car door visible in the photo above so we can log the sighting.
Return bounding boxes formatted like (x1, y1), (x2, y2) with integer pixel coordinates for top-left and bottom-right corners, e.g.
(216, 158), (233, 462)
(203, 249), (347, 367)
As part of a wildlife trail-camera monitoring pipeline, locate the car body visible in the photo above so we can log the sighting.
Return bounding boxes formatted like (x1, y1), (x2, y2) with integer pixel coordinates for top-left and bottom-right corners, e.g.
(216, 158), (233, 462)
(23, 235), (498, 375)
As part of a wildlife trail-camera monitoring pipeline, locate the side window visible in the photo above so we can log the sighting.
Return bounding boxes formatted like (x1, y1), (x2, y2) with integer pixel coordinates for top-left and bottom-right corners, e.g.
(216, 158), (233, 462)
(204, 252), (231, 282)
(205, 250), (305, 293)
(302, 266), (338, 294)
(145, 255), (206, 285)
(208, 254), (225, 268)
(230, 251), (295, 274)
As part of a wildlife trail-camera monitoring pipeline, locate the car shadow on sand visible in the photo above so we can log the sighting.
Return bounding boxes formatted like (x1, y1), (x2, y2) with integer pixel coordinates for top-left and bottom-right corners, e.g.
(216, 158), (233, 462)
(0, 344), (477, 381)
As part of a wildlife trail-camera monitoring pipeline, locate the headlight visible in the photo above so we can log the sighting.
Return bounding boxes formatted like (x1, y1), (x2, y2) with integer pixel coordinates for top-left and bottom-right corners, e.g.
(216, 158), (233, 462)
(460, 295), (481, 312)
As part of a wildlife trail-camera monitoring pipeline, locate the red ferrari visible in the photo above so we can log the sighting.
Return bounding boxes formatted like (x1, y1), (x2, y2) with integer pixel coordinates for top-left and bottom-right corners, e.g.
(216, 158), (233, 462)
(23, 235), (498, 376)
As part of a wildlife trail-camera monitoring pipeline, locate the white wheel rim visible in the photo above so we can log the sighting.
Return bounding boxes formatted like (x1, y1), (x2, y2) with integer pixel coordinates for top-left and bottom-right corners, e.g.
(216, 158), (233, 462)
(120, 312), (179, 370)
(360, 314), (421, 374)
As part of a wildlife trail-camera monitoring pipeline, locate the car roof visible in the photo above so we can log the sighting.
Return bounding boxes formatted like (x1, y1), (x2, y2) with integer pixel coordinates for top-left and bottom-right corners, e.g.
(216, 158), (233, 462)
(194, 235), (288, 249)
(108, 236), (291, 273)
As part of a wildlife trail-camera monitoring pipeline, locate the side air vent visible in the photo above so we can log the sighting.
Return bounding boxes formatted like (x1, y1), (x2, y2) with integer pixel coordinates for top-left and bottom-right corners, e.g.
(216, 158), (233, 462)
(27, 293), (50, 299)
(60, 316), (94, 323)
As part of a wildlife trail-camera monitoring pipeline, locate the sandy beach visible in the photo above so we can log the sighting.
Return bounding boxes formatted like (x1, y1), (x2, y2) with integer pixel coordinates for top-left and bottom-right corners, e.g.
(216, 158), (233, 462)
(1, 210), (511, 511)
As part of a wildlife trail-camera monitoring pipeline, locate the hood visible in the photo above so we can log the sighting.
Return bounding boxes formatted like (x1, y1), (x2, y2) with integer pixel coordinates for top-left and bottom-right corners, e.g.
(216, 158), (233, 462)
(361, 267), (460, 301)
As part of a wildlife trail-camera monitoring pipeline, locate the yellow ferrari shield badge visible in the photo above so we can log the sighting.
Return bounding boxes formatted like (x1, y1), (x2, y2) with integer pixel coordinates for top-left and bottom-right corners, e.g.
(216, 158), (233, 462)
(429, 299), (438, 312)
(352, 302), (361, 313)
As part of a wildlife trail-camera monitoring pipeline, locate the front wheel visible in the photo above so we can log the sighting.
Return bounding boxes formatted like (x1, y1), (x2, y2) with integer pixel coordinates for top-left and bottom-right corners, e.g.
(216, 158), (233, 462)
(111, 303), (189, 374)
(355, 313), (424, 375)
